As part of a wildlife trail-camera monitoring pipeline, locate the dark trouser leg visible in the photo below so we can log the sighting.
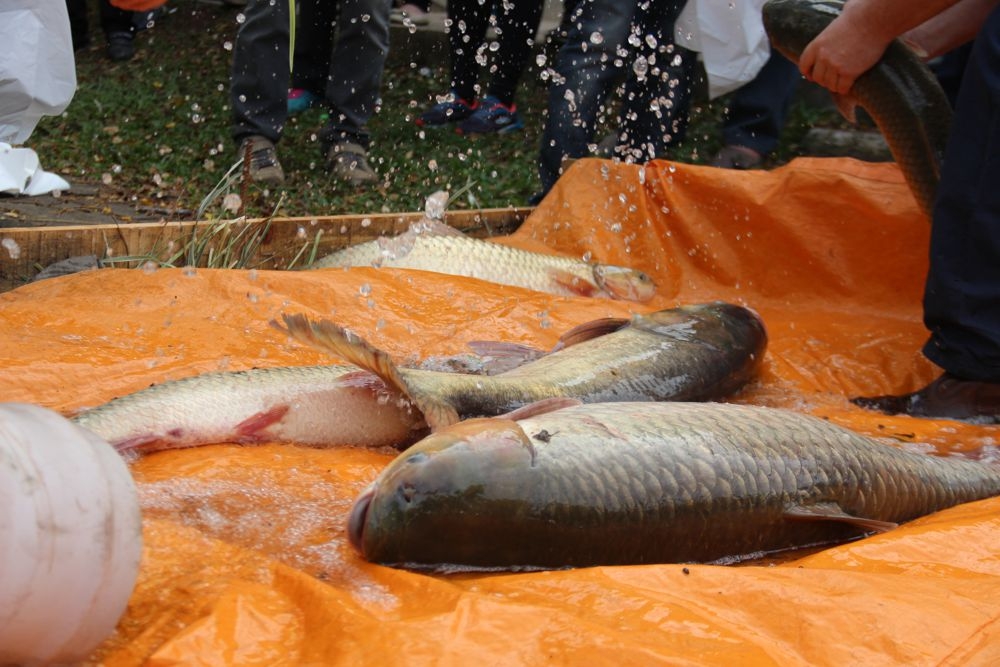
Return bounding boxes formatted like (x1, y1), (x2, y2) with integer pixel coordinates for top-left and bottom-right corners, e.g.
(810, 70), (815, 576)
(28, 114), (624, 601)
(615, 0), (693, 163)
(537, 0), (636, 195)
(720, 51), (800, 156)
(99, 0), (133, 37)
(485, 0), (545, 106)
(320, 0), (390, 149)
(922, 6), (1000, 382)
(446, 0), (492, 101)
(230, 0), (291, 144)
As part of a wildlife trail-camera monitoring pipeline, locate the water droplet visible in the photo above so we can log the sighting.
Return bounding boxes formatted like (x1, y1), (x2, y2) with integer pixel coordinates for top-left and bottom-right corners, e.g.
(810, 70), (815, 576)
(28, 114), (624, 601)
(359, 283), (372, 297)
(589, 32), (604, 45)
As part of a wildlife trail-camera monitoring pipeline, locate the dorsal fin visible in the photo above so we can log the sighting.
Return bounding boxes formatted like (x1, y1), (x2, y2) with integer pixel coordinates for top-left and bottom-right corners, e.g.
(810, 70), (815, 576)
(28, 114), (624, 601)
(555, 316), (630, 349)
(272, 314), (460, 430)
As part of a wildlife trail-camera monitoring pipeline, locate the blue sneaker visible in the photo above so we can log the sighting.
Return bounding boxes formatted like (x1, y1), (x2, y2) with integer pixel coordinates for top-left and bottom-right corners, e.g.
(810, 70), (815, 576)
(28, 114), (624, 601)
(456, 95), (524, 135)
(416, 92), (478, 127)
(287, 88), (319, 115)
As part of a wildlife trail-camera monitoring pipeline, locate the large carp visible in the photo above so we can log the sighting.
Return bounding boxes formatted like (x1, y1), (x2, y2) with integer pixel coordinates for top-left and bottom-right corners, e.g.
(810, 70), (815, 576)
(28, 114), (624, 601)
(348, 401), (1000, 569)
(762, 0), (952, 218)
(73, 302), (765, 453)
(275, 301), (767, 429)
(309, 219), (657, 302)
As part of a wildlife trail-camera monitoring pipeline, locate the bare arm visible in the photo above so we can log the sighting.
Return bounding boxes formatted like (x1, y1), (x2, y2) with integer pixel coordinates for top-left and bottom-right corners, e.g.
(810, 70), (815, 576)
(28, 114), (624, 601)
(902, 0), (999, 59)
(798, 0), (978, 94)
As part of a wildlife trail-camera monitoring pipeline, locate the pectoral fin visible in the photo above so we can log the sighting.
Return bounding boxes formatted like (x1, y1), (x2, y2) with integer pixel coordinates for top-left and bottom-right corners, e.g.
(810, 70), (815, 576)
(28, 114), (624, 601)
(783, 502), (898, 533)
(549, 269), (600, 297)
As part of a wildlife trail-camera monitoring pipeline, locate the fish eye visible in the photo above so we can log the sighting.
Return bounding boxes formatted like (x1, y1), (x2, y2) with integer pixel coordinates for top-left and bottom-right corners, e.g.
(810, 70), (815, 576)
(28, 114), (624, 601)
(406, 452), (428, 465)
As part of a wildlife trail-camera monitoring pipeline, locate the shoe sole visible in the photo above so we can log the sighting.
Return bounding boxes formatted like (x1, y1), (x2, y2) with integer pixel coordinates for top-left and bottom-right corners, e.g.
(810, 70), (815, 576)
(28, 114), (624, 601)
(455, 122), (524, 136)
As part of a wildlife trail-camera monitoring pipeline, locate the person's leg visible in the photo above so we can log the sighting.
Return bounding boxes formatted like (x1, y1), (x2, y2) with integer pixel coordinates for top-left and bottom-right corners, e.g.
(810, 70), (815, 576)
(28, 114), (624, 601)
(537, 0), (636, 197)
(66, 0), (90, 51)
(855, 6), (1000, 421)
(321, 0), (391, 186)
(713, 50), (801, 166)
(99, 0), (135, 61)
(447, 0), (492, 102)
(230, 0), (291, 184)
(482, 0), (545, 106)
(615, 0), (693, 164)
(922, 7), (1000, 383)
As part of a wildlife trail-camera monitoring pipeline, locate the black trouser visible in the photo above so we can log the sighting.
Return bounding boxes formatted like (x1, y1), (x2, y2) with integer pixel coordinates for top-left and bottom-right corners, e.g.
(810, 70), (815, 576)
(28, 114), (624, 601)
(445, 0), (545, 106)
(230, 0), (390, 149)
(922, 5), (1000, 382)
(720, 51), (800, 157)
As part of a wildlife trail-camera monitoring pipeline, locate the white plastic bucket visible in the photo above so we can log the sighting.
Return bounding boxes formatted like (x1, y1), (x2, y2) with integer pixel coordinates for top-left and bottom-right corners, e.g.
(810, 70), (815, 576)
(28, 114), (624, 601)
(0, 403), (143, 664)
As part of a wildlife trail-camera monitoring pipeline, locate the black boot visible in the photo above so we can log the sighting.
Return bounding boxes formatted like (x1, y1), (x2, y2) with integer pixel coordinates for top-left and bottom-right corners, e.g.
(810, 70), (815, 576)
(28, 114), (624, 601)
(852, 373), (1000, 423)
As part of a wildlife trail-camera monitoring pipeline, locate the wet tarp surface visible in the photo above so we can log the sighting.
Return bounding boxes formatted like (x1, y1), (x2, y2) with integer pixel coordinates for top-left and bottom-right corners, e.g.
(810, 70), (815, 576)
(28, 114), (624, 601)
(2, 158), (999, 665)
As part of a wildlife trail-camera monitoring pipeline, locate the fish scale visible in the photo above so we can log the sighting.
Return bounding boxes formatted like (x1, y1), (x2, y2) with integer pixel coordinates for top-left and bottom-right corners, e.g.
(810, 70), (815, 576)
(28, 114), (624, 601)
(350, 402), (1000, 569)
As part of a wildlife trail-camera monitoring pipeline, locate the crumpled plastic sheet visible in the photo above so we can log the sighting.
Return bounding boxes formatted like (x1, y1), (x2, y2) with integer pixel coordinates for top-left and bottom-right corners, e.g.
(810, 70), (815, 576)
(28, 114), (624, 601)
(2, 157), (999, 666)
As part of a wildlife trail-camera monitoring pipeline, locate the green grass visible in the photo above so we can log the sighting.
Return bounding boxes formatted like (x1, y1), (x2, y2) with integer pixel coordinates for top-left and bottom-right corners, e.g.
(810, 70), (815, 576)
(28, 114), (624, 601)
(29, 1), (844, 220)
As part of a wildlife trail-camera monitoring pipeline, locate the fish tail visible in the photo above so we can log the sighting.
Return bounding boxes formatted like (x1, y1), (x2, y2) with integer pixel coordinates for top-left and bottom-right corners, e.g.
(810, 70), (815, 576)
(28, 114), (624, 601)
(273, 313), (459, 430)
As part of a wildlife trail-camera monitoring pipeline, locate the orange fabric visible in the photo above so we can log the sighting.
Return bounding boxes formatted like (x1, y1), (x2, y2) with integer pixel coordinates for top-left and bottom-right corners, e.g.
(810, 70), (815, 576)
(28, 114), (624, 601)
(2, 157), (998, 665)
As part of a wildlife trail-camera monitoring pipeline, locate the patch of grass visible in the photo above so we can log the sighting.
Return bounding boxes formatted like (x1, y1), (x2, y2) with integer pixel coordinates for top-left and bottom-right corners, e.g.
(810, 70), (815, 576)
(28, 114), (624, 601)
(29, 1), (845, 219)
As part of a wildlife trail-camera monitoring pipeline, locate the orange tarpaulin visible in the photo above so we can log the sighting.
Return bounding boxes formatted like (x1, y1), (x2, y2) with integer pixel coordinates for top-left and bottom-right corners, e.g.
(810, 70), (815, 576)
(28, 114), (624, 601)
(2, 157), (999, 665)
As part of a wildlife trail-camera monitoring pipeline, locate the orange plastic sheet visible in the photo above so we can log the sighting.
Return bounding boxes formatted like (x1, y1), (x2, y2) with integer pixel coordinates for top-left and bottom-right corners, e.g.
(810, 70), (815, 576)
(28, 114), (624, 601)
(3, 157), (1000, 666)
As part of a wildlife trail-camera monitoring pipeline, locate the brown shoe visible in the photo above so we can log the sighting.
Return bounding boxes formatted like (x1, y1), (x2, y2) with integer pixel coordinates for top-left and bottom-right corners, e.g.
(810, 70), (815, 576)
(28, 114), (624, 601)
(326, 141), (379, 188)
(238, 135), (285, 186)
(852, 373), (1000, 423)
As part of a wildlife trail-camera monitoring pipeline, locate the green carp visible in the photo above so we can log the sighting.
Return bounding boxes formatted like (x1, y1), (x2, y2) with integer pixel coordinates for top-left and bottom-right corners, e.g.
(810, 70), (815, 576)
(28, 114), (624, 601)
(348, 401), (1000, 569)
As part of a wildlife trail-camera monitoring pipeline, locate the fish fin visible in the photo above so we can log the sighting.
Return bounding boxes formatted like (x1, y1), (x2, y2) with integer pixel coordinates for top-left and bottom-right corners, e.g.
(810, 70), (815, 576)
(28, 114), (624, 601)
(783, 502), (898, 533)
(555, 317), (630, 349)
(548, 269), (601, 297)
(234, 405), (290, 442)
(465, 340), (547, 371)
(499, 397), (582, 421)
(832, 92), (859, 124)
(273, 313), (458, 430)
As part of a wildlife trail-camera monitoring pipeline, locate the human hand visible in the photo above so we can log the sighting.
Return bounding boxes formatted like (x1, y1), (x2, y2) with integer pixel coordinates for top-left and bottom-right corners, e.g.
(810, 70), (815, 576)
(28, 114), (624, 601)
(798, 9), (894, 94)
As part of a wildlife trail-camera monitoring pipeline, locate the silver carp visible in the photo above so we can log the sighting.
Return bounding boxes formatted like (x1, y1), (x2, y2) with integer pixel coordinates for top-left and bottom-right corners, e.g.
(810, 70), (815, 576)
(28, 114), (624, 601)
(348, 401), (1000, 570)
(276, 301), (768, 430)
(309, 220), (657, 302)
(762, 0), (952, 218)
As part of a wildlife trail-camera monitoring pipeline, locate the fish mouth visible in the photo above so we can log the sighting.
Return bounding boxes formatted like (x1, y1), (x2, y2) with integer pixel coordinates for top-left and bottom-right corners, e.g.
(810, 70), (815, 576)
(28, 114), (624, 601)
(347, 483), (376, 556)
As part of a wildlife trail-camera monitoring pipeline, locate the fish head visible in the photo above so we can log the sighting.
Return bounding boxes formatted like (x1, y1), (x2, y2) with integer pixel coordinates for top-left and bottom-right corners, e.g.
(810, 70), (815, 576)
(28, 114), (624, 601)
(347, 417), (537, 565)
(638, 302), (767, 345)
(592, 265), (657, 302)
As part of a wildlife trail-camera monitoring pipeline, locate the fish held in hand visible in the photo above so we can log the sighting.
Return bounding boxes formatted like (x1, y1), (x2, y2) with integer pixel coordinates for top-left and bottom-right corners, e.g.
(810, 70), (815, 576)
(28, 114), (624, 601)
(274, 301), (768, 430)
(762, 0), (952, 218)
(349, 401), (1000, 570)
(309, 219), (657, 302)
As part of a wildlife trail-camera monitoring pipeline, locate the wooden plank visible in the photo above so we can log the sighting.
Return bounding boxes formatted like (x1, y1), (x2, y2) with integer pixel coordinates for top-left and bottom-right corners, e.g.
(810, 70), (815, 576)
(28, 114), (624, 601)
(0, 208), (530, 292)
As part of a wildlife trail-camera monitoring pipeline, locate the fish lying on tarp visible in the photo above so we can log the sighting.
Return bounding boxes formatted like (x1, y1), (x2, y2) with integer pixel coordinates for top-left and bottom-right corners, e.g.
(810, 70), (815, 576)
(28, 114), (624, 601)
(762, 0), (952, 218)
(274, 301), (767, 430)
(308, 218), (657, 302)
(348, 400), (1000, 570)
(73, 302), (765, 454)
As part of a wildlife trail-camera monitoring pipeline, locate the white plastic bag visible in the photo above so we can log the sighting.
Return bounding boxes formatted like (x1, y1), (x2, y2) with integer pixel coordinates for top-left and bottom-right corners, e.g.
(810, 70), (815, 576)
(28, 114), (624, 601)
(676, 0), (770, 99)
(0, 0), (77, 145)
